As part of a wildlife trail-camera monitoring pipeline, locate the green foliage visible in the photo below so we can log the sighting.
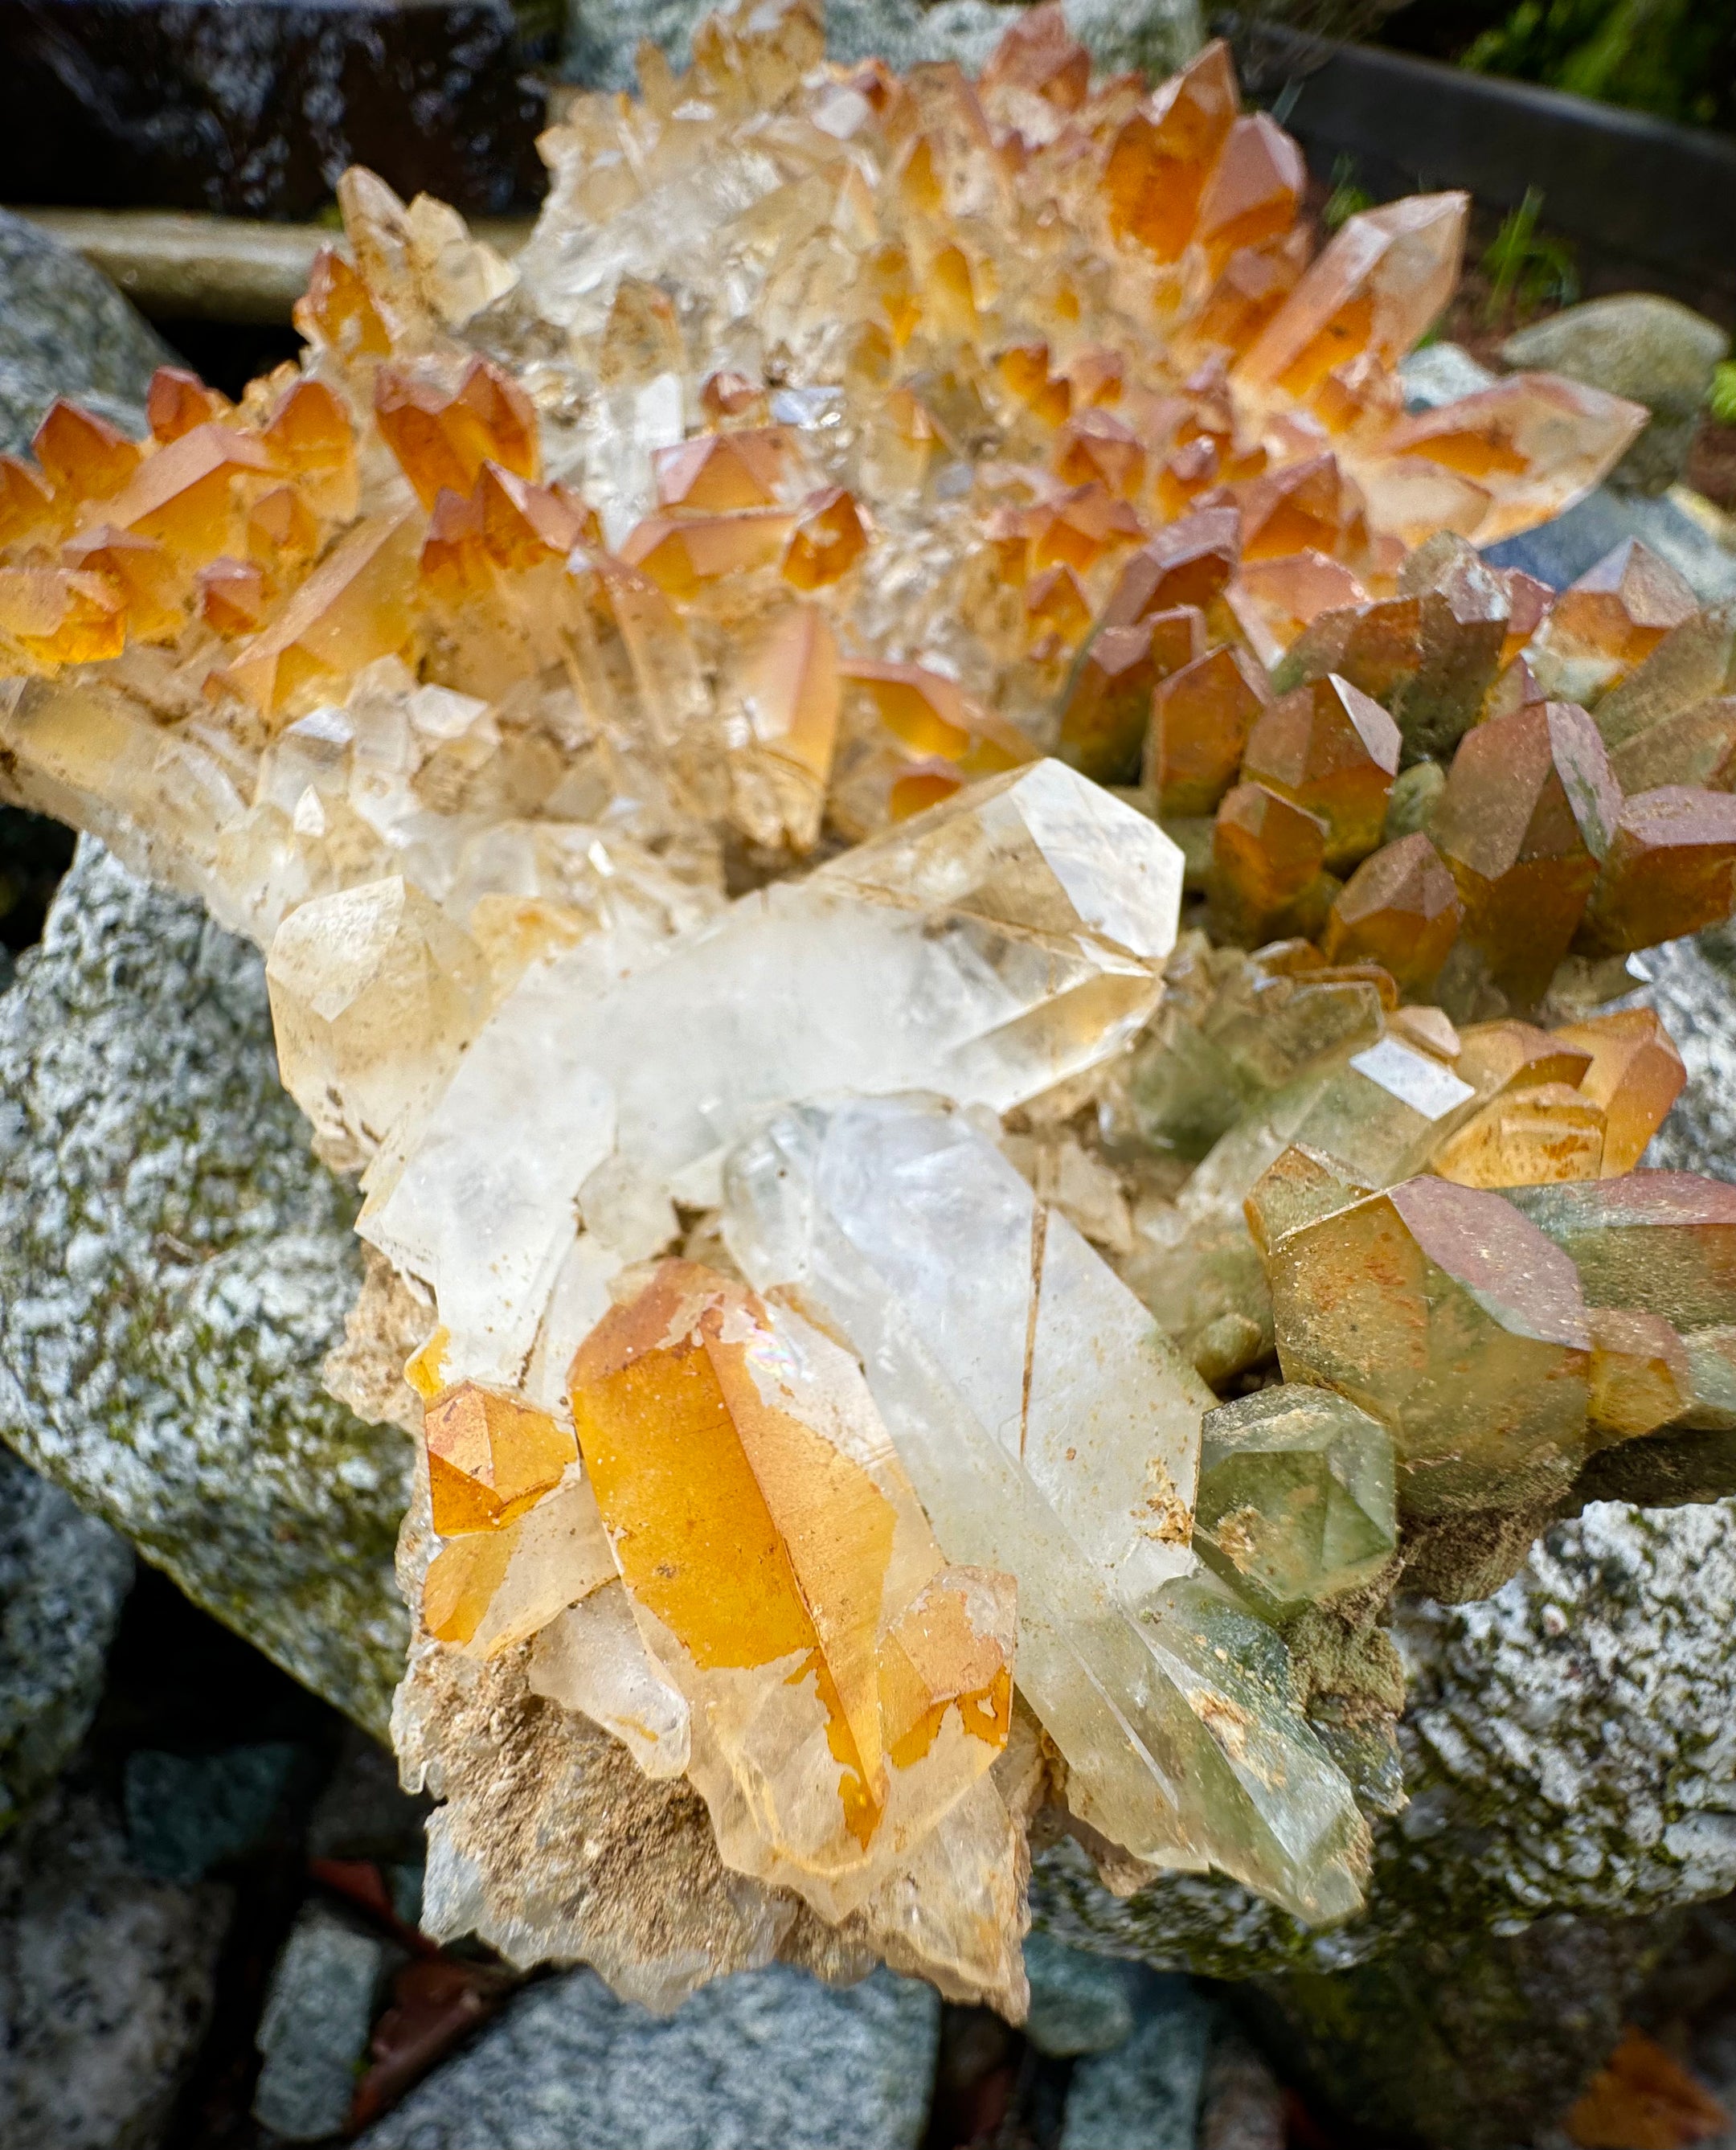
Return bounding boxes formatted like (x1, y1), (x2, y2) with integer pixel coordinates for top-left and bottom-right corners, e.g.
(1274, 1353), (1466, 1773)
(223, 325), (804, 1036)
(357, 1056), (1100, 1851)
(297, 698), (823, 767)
(1710, 362), (1736, 428)
(1462, 0), (1735, 132)
(1323, 155), (1375, 232)
(1480, 190), (1580, 322)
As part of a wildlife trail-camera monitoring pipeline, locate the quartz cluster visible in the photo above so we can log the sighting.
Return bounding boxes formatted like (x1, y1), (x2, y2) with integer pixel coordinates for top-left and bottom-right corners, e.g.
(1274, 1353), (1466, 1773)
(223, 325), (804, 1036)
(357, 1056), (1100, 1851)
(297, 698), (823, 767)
(2, 0), (1736, 2020)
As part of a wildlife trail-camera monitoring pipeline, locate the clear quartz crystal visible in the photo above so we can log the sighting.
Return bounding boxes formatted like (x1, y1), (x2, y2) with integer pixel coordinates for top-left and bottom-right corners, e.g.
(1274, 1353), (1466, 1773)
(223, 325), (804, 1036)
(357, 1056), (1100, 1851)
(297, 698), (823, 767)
(722, 1091), (1371, 1923)
(362, 762), (1181, 1384)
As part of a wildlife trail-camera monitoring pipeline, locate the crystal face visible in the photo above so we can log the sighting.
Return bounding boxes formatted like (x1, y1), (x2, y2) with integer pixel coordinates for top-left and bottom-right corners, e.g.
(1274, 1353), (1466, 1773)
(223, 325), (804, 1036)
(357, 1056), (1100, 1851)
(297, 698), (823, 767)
(2, 0), (1734, 2021)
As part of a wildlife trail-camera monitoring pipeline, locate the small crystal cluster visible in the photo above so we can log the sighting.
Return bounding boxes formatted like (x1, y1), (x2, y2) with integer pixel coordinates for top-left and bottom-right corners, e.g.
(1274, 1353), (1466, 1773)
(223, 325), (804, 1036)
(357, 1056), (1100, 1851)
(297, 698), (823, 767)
(4, 0), (1736, 2018)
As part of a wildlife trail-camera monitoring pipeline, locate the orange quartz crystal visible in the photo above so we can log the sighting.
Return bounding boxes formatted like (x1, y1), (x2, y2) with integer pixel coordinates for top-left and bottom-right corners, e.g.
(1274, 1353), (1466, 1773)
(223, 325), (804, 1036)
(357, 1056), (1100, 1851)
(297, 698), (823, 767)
(1427, 700), (1620, 1005)
(1319, 833), (1461, 993)
(424, 1380), (578, 1534)
(1058, 607), (1203, 783)
(223, 511), (423, 719)
(782, 487), (869, 591)
(1550, 1007), (1686, 1175)
(375, 358), (538, 509)
(1210, 779), (1329, 944)
(1240, 673), (1401, 870)
(1102, 40), (1239, 262)
(1575, 786), (1736, 956)
(1149, 642), (1271, 817)
(32, 399), (141, 501)
(147, 366), (231, 444)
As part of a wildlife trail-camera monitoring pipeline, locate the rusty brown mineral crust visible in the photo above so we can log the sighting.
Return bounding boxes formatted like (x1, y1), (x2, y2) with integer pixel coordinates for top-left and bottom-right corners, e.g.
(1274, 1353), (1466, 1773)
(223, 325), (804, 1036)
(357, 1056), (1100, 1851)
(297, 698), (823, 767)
(2, 0), (1734, 2022)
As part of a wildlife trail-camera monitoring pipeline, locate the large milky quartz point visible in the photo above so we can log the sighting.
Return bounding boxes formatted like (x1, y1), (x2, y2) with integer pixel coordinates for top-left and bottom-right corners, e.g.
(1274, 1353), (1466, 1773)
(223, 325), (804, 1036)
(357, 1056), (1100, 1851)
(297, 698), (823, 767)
(362, 762), (1182, 1384)
(721, 1092), (1372, 1926)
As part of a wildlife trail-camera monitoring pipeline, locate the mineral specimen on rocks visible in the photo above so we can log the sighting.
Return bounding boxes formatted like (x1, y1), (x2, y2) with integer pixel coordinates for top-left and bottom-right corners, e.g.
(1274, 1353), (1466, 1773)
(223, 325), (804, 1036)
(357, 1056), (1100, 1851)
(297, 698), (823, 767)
(6, 0), (1736, 2027)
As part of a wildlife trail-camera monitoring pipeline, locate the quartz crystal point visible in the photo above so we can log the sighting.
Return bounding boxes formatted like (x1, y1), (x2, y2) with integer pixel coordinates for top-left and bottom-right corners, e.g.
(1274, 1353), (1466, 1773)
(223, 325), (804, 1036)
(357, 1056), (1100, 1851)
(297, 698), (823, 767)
(1427, 701), (1619, 1007)
(1506, 1175), (1736, 1333)
(363, 763), (1181, 1385)
(1194, 1386), (1397, 1620)
(567, 1259), (1016, 1921)
(1240, 674), (1402, 871)
(1587, 1308), (1695, 1448)
(1551, 1009), (1685, 1176)
(1367, 374), (1648, 546)
(1269, 1176), (1591, 1518)
(1278, 536), (1509, 767)
(722, 1092), (1373, 1925)
(1574, 787), (1736, 956)
(1529, 540), (1699, 708)
(265, 875), (490, 1169)
(1239, 195), (1468, 401)
(1320, 833), (1461, 993)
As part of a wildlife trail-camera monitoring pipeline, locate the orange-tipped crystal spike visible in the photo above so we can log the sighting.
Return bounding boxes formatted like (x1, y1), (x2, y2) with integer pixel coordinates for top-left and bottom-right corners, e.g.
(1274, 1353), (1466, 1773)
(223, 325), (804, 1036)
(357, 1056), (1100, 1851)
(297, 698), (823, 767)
(1210, 779), (1329, 944)
(1105, 506), (1241, 626)
(32, 399), (141, 501)
(1371, 375), (1648, 547)
(1320, 833), (1461, 993)
(1194, 113), (1306, 270)
(0, 565), (127, 670)
(842, 657), (1038, 775)
(94, 422), (276, 567)
(1575, 787), (1736, 956)
(653, 429), (796, 512)
(223, 511), (422, 720)
(782, 488), (868, 591)
(1241, 673), (1401, 870)
(197, 555), (271, 636)
(1058, 607), (1203, 784)
(61, 525), (185, 644)
(294, 245), (391, 357)
(1238, 195), (1468, 400)
(0, 457), (55, 547)
(147, 367), (231, 444)
(1103, 40), (1239, 262)
(621, 508), (796, 599)
(1428, 701), (1620, 1004)
(424, 1380), (577, 1534)
(375, 358), (538, 509)
(1150, 642), (1271, 817)
(1551, 1008), (1686, 1175)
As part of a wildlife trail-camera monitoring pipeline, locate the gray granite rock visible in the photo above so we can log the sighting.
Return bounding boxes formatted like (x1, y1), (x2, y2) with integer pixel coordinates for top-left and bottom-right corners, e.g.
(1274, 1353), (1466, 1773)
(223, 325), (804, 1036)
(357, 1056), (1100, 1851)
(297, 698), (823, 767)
(0, 840), (411, 1738)
(564, 0), (1201, 88)
(1398, 340), (1496, 413)
(0, 1785), (231, 2149)
(0, 210), (171, 456)
(125, 1743), (309, 1885)
(1023, 1931), (1136, 2058)
(1060, 1975), (1214, 2150)
(255, 1902), (395, 2143)
(0, 1445), (131, 1830)
(1503, 295), (1731, 498)
(358, 1962), (940, 2150)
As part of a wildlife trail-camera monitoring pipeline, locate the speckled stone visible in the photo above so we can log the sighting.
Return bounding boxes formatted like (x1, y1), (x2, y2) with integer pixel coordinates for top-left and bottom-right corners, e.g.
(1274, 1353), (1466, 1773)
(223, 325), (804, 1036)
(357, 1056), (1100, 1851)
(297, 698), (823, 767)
(358, 1963), (940, 2150)
(0, 209), (170, 453)
(563, 0), (1202, 88)
(0, 1786), (231, 2150)
(254, 1902), (394, 2143)
(0, 840), (411, 1737)
(0, 1445), (132, 1830)
(1060, 1976), (1213, 2150)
